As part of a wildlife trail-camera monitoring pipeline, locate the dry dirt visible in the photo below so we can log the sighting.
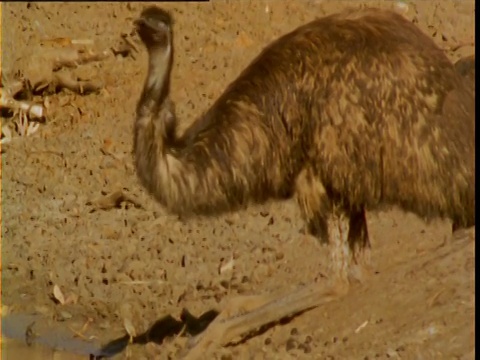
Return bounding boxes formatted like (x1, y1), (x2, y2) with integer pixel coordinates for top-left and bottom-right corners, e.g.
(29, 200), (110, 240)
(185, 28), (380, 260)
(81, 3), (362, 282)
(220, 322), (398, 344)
(0, 1), (475, 359)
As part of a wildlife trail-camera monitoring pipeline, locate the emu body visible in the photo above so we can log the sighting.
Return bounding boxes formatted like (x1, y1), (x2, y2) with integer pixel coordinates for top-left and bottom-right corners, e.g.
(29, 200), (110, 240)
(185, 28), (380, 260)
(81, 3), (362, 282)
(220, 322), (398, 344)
(133, 6), (475, 357)
(135, 7), (474, 232)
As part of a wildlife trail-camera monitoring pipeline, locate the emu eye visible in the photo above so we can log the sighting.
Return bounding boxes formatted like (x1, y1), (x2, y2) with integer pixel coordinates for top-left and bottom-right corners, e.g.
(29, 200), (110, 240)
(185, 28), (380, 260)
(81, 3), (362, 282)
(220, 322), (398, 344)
(138, 6), (172, 31)
(136, 16), (168, 34)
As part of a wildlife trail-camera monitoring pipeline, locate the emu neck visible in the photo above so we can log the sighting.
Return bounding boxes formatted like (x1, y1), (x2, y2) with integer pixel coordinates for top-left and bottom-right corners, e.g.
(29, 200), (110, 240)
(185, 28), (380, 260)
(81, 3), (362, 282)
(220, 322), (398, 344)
(137, 44), (172, 123)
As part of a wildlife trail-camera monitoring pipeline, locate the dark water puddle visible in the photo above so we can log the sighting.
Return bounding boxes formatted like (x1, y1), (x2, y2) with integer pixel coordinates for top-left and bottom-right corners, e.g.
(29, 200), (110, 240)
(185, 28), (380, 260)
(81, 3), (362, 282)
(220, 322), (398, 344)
(2, 313), (103, 358)
(2, 308), (219, 359)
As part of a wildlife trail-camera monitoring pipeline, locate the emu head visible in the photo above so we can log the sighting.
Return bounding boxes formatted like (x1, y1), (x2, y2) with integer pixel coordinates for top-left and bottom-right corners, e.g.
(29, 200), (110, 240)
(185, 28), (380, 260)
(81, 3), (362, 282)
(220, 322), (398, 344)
(135, 6), (173, 51)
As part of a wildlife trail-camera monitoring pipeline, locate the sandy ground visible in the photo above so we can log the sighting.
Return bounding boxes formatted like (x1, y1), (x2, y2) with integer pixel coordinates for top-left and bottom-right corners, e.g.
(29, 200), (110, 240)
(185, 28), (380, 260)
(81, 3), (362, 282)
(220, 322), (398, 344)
(1, 1), (475, 359)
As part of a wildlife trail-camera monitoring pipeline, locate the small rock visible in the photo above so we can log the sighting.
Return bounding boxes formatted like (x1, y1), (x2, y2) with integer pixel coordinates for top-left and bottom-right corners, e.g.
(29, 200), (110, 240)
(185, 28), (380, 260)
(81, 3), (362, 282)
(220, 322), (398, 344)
(59, 310), (72, 320)
(34, 305), (52, 316)
(99, 321), (110, 329)
(303, 344), (312, 354)
(386, 349), (399, 358)
(286, 338), (297, 351)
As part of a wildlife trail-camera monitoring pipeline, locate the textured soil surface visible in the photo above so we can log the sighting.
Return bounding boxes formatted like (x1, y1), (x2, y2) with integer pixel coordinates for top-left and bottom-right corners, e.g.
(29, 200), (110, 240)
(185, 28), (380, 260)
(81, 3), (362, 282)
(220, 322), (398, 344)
(1, 1), (475, 359)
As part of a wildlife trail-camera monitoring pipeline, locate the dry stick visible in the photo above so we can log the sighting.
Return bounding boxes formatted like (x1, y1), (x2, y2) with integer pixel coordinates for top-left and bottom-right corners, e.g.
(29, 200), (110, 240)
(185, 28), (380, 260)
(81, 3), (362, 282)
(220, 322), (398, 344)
(121, 33), (140, 53)
(443, 41), (475, 52)
(51, 48), (110, 71)
(0, 88), (45, 118)
(181, 281), (348, 359)
(50, 47), (108, 93)
(87, 190), (144, 210)
(68, 317), (96, 341)
(3, 79), (25, 97)
(53, 72), (104, 94)
(40, 37), (95, 47)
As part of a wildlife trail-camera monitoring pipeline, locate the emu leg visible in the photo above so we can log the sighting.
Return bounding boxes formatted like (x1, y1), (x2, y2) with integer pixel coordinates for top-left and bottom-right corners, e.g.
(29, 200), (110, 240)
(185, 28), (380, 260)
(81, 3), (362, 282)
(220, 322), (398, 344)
(347, 208), (372, 282)
(295, 167), (370, 281)
(295, 167), (330, 242)
(179, 215), (351, 360)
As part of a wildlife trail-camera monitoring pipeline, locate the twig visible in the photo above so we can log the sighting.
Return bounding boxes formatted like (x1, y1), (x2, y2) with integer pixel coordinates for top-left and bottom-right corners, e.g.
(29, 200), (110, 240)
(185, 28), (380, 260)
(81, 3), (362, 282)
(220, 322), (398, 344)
(53, 72), (104, 94)
(119, 280), (165, 286)
(1, 87), (45, 118)
(443, 41), (475, 52)
(25, 321), (37, 346)
(121, 33), (140, 53)
(68, 317), (95, 341)
(87, 190), (144, 211)
(51, 48), (109, 71)
(354, 320), (369, 334)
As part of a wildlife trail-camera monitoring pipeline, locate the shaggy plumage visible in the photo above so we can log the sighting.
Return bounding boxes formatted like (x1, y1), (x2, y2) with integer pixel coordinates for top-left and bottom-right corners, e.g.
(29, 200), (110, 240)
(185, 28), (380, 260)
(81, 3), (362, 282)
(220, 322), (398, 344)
(132, 6), (475, 356)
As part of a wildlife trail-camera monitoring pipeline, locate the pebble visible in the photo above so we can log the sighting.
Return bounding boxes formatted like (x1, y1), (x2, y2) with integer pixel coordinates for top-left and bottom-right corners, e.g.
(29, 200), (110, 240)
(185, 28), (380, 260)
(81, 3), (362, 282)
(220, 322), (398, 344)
(286, 337), (297, 351)
(298, 343), (312, 354)
(59, 310), (72, 320)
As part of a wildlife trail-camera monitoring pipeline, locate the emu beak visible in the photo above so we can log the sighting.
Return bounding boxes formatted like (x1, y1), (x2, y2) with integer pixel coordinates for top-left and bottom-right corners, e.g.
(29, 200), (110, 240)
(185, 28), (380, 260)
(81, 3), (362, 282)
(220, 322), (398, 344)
(133, 18), (145, 31)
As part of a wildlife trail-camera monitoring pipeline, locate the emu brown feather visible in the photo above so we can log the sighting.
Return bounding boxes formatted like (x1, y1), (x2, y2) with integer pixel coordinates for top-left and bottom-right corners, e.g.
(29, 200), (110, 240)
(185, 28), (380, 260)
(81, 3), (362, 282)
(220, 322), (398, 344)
(132, 6), (474, 355)
(134, 6), (474, 239)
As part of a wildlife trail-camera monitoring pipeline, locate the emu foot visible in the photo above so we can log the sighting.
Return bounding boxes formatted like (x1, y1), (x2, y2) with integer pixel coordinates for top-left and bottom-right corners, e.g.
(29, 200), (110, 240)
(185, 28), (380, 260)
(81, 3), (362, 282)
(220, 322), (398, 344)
(347, 245), (373, 284)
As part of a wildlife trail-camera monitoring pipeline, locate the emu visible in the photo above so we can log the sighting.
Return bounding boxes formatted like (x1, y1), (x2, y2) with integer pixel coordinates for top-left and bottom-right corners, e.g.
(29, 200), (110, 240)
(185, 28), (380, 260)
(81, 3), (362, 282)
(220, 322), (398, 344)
(133, 6), (475, 357)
